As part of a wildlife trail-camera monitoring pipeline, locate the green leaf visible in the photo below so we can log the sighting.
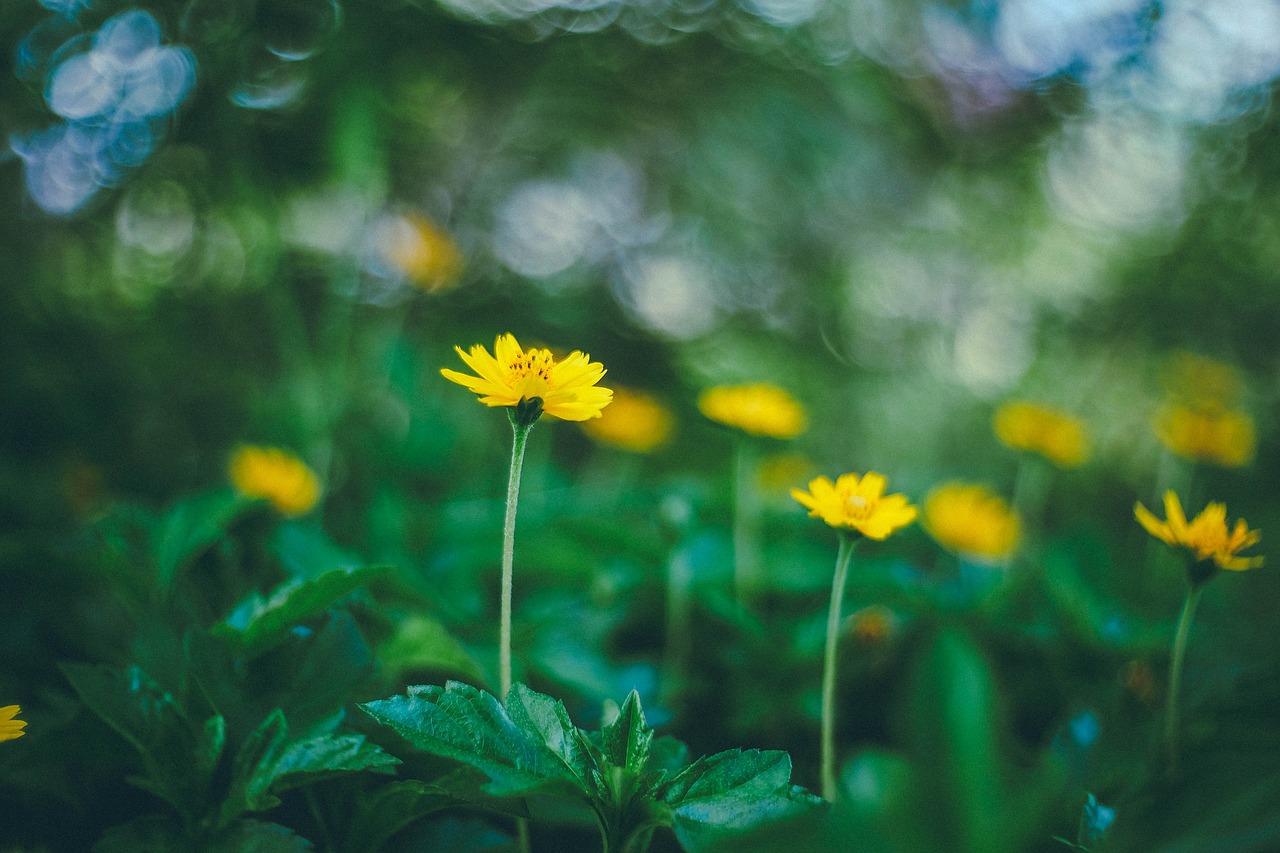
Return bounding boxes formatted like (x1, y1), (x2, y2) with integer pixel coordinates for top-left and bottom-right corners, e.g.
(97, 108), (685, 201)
(659, 749), (822, 846)
(197, 714), (228, 782)
(208, 819), (315, 852)
(216, 565), (389, 657)
(908, 628), (1008, 853)
(600, 690), (652, 776)
(379, 615), (484, 683)
(94, 815), (190, 852)
(360, 680), (592, 801)
(220, 710), (290, 826)
(263, 732), (401, 795)
(340, 780), (462, 853)
(62, 663), (206, 821)
(154, 490), (258, 589)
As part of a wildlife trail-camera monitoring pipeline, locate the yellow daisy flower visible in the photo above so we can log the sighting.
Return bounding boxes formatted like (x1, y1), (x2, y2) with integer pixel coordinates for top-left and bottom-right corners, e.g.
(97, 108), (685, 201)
(698, 383), (807, 439)
(441, 333), (612, 422)
(791, 471), (917, 540)
(229, 446), (322, 517)
(579, 387), (673, 452)
(1135, 491), (1262, 572)
(0, 705), (26, 743)
(993, 401), (1089, 468)
(922, 482), (1020, 562)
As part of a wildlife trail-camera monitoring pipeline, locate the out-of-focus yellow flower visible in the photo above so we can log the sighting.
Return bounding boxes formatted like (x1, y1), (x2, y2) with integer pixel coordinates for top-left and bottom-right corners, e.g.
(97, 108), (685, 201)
(1154, 403), (1255, 467)
(384, 212), (463, 293)
(229, 446), (322, 517)
(791, 472), (917, 540)
(1161, 351), (1242, 406)
(922, 482), (1020, 562)
(0, 705), (26, 743)
(848, 604), (896, 643)
(1135, 491), (1262, 572)
(757, 452), (816, 494)
(993, 401), (1089, 468)
(698, 383), (807, 439)
(579, 387), (673, 452)
(441, 333), (612, 422)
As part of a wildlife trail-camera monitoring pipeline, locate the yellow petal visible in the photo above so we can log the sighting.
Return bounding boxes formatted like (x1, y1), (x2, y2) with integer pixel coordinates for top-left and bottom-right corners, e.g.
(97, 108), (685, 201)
(1134, 501), (1176, 545)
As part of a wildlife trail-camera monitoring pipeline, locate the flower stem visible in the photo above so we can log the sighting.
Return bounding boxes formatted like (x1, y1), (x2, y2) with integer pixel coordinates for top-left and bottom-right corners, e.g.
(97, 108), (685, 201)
(821, 533), (857, 800)
(732, 439), (760, 606)
(501, 419), (533, 700)
(1165, 584), (1203, 776)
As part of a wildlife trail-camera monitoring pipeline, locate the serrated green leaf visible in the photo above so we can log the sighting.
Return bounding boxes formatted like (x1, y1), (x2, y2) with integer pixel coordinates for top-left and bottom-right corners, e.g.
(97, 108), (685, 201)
(504, 682), (603, 796)
(380, 615), (483, 683)
(155, 490), (258, 589)
(340, 780), (462, 853)
(263, 732), (400, 795)
(659, 749), (822, 845)
(600, 690), (652, 776)
(216, 565), (388, 657)
(360, 680), (593, 801)
(62, 663), (205, 821)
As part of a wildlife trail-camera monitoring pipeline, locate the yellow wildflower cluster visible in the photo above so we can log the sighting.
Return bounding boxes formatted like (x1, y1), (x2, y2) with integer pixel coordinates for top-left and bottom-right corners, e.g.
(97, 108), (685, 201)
(993, 401), (1089, 468)
(922, 482), (1020, 562)
(442, 333), (612, 422)
(229, 446), (322, 517)
(580, 387), (673, 452)
(698, 383), (807, 439)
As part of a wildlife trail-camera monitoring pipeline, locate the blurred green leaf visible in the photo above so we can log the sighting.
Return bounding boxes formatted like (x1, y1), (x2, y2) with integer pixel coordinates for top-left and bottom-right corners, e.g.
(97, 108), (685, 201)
(340, 780), (464, 853)
(209, 819), (316, 852)
(379, 615), (484, 684)
(93, 815), (189, 852)
(154, 491), (258, 590)
(216, 565), (389, 657)
(62, 663), (207, 822)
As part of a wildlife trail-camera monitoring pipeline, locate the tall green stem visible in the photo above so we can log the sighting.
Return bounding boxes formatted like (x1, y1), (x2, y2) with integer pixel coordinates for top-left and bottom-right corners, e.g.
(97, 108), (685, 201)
(821, 534), (857, 800)
(1165, 584), (1203, 776)
(733, 440), (760, 606)
(501, 420), (533, 700)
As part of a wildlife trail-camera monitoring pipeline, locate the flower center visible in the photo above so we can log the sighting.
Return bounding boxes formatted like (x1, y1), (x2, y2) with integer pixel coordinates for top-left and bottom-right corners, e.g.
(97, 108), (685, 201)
(506, 348), (555, 400)
(845, 493), (872, 519)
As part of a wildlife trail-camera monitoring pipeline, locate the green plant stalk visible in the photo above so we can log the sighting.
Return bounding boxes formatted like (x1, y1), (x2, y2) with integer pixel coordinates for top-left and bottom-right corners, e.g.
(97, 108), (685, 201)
(1165, 583), (1203, 776)
(821, 533), (857, 800)
(500, 420), (534, 700)
(733, 439), (760, 606)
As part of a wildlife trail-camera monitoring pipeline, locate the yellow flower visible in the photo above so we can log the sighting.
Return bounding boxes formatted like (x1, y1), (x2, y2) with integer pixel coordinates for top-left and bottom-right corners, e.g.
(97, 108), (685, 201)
(698, 383), (807, 439)
(384, 212), (464, 293)
(993, 401), (1089, 468)
(0, 705), (26, 743)
(580, 387), (673, 452)
(229, 446), (322, 517)
(441, 333), (612, 422)
(1154, 403), (1255, 467)
(791, 472), (917, 539)
(922, 482), (1020, 562)
(1135, 491), (1263, 572)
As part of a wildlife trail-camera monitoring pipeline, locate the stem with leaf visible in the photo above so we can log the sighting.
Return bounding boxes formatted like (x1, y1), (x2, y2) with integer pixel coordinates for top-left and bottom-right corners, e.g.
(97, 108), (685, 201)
(821, 533), (857, 800)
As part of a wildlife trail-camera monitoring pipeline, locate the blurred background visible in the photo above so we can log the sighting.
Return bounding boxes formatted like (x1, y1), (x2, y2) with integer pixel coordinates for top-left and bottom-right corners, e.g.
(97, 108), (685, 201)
(2, 0), (1280, 850)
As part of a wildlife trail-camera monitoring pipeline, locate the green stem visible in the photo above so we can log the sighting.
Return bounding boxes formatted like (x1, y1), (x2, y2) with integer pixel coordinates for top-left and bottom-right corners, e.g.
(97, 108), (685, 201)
(501, 420), (533, 700)
(821, 534), (857, 800)
(1165, 584), (1203, 776)
(732, 440), (760, 606)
